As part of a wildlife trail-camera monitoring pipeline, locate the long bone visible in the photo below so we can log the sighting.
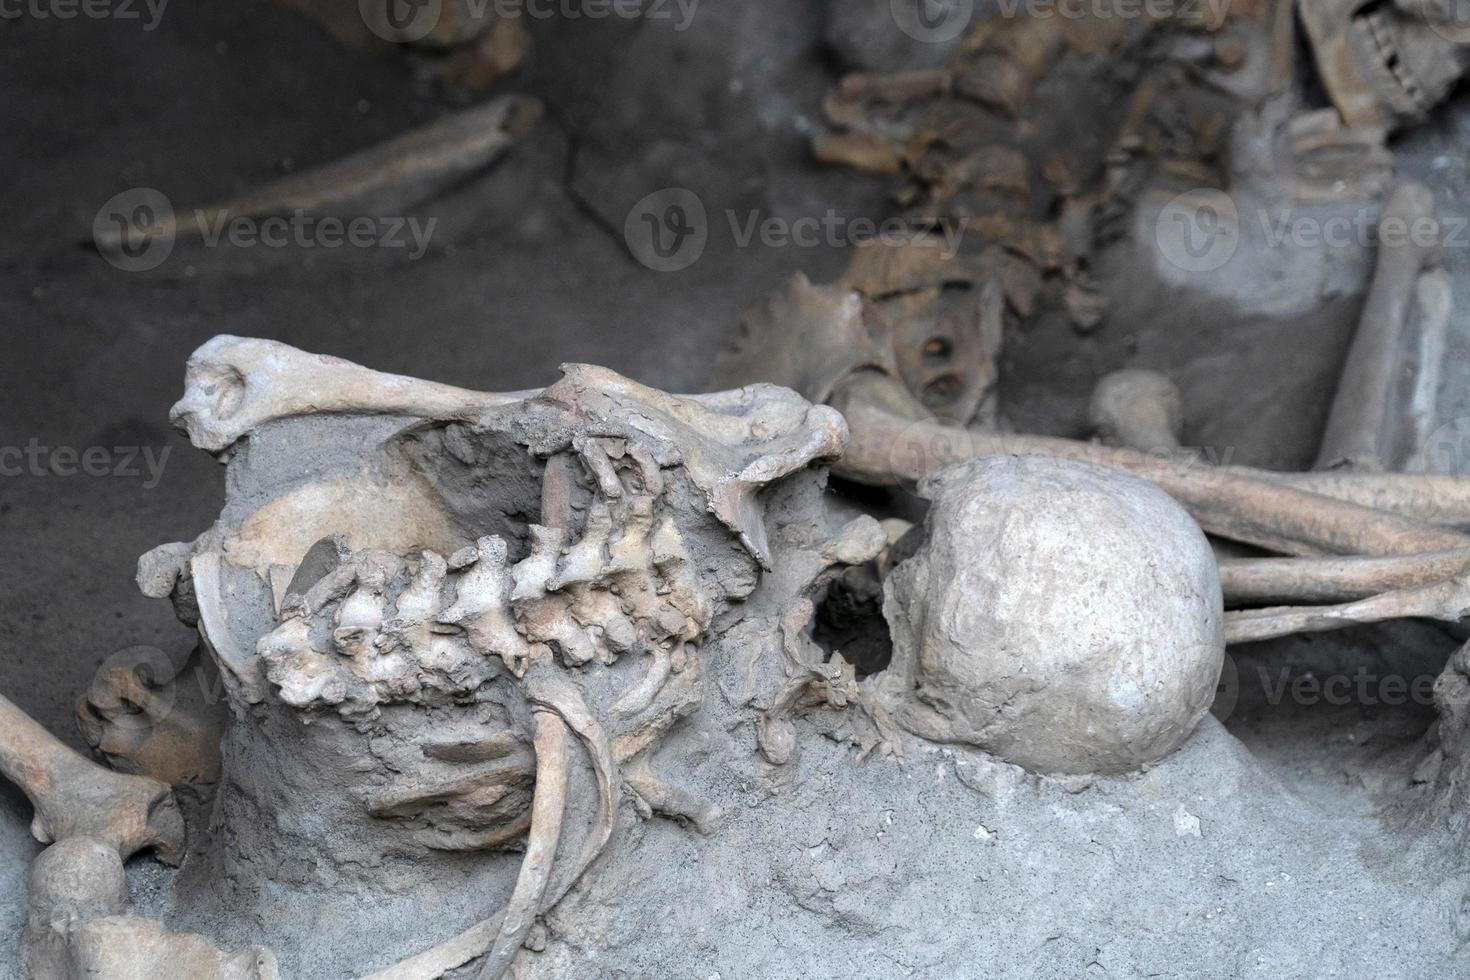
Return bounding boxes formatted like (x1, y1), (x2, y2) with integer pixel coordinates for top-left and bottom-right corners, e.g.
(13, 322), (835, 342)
(94, 96), (540, 256)
(475, 708), (570, 980)
(177, 336), (1470, 563)
(1223, 570), (1470, 644)
(170, 335), (533, 454)
(0, 693), (184, 864)
(1315, 182), (1450, 471)
(834, 371), (1470, 557)
(1089, 368), (1470, 528)
(1219, 549), (1470, 605)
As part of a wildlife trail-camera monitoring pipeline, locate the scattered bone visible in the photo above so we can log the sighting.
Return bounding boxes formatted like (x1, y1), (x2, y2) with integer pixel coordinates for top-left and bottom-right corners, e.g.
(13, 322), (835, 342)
(94, 96), (540, 256)
(0, 693), (184, 863)
(75, 644), (227, 787)
(626, 762), (721, 835)
(22, 836), (278, 979)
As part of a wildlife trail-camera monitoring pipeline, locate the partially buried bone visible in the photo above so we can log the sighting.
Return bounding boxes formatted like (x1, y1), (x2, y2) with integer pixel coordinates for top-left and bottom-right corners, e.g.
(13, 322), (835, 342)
(93, 96), (540, 256)
(834, 369), (1470, 557)
(0, 693), (183, 863)
(75, 644), (227, 787)
(876, 455), (1224, 775)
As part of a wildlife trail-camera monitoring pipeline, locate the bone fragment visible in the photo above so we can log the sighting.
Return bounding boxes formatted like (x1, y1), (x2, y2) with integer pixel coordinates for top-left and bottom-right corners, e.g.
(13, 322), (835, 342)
(1089, 369), (1183, 453)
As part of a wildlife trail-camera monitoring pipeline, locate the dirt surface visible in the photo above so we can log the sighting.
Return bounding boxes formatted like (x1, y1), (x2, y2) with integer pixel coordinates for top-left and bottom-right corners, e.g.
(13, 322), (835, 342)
(3, 1), (1470, 975)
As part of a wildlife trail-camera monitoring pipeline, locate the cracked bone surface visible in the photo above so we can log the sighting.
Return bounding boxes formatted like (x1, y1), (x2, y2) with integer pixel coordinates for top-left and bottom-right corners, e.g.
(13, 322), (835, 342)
(0, 693), (184, 864)
(876, 455), (1225, 774)
(133, 336), (879, 977)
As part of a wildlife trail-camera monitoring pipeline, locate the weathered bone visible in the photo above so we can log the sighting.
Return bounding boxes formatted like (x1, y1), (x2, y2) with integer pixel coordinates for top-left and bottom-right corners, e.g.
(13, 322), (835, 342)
(1220, 549), (1470, 605)
(1316, 183), (1450, 471)
(1089, 369), (1184, 453)
(1087, 366), (1470, 526)
(1224, 570), (1470, 644)
(833, 371), (1470, 557)
(170, 334), (530, 454)
(0, 693), (184, 864)
(94, 96), (540, 255)
(476, 708), (569, 980)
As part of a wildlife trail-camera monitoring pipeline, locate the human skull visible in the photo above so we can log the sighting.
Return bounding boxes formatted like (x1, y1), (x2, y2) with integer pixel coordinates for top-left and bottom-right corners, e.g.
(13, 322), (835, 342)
(880, 455), (1225, 775)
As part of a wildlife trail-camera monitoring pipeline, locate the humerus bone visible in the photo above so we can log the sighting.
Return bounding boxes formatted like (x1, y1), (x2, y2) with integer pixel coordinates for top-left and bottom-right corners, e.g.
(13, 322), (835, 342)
(170, 334), (530, 454)
(0, 693), (183, 863)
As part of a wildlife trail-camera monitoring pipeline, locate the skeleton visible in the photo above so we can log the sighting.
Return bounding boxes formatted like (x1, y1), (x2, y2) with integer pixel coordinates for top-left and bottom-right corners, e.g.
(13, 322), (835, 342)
(5, 336), (886, 978)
